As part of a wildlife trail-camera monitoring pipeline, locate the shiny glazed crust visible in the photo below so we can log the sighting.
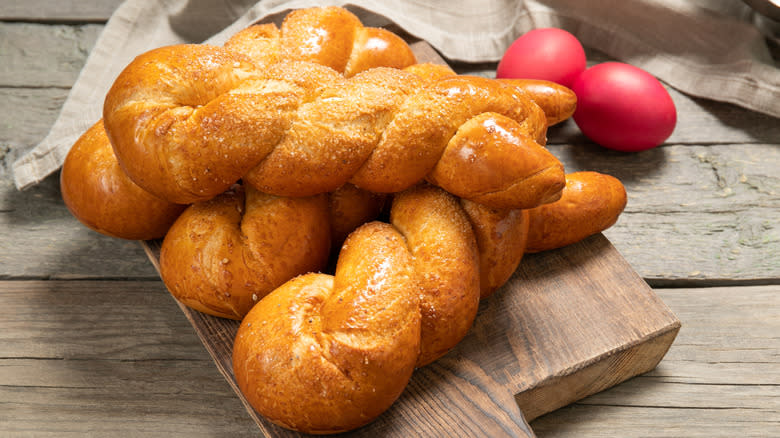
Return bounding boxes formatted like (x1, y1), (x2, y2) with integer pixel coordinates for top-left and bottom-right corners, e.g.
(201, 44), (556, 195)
(159, 185), (332, 320)
(233, 185), (529, 433)
(60, 120), (185, 240)
(526, 171), (628, 253)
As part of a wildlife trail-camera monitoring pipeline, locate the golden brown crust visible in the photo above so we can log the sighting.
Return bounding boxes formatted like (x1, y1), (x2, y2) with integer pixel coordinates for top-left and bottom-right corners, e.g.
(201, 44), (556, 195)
(390, 186), (480, 367)
(404, 64), (577, 128)
(461, 200), (529, 298)
(497, 78), (578, 126)
(222, 23), (282, 69)
(224, 6), (416, 76)
(60, 120), (185, 240)
(233, 223), (420, 434)
(243, 66), (424, 197)
(327, 183), (387, 248)
(103, 44), (269, 204)
(159, 185), (331, 320)
(428, 112), (563, 209)
(402, 62), (456, 82)
(526, 171), (627, 253)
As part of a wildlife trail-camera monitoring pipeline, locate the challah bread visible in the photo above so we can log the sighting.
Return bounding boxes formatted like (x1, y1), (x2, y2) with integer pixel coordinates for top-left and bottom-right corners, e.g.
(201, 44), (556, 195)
(104, 47), (564, 208)
(233, 185), (508, 433)
(526, 171), (628, 253)
(233, 224), (420, 435)
(159, 185), (331, 320)
(60, 120), (185, 240)
(224, 6), (416, 76)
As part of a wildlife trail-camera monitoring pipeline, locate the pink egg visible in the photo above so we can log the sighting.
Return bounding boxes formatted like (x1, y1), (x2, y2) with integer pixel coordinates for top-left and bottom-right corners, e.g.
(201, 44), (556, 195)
(496, 28), (586, 87)
(571, 62), (677, 152)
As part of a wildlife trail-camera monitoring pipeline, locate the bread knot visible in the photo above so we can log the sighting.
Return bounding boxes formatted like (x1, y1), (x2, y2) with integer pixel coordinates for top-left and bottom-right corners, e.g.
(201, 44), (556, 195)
(232, 185), (528, 433)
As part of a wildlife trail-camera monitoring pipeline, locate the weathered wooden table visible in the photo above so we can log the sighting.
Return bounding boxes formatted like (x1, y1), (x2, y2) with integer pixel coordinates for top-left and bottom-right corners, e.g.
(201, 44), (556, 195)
(1, 2), (778, 436)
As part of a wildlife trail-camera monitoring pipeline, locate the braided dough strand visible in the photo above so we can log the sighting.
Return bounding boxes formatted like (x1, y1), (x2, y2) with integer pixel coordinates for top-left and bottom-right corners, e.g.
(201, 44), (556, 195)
(233, 185), (529, 433)
(233, 224), (420, 434)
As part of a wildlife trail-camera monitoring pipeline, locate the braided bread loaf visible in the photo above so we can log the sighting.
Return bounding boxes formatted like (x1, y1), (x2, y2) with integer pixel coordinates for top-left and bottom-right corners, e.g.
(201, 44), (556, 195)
(103, 7), (567, 209)
(232, 186), (496, 433)
(105, 53), (563, 209)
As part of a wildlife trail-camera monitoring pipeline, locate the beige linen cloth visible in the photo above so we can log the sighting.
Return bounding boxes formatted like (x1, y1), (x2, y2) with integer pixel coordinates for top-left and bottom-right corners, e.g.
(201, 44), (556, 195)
(13, 0), (780, 190)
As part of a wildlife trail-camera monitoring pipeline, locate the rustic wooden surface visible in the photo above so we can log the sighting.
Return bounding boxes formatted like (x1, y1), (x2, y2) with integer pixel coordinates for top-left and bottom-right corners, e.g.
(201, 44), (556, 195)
(1, 1), (778, 437)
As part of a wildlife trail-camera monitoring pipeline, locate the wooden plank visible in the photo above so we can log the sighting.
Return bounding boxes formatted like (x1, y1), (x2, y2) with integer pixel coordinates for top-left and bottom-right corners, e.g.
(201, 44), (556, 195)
(531, 285), (780, 437)
(0, 172), (159, 279)
(546, 143), (780, 284)
(0, 0), (123, 22)
(0, 23), (102, 87)
(0, 279), (258, 437)
(0, 88), (69, 148)
(0, 385), (258, 437)
(0, 279), (205, 360)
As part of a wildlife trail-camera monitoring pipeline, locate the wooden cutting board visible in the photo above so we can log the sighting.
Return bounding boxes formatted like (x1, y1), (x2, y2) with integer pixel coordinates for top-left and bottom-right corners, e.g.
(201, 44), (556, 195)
(141, 39), (680, 438)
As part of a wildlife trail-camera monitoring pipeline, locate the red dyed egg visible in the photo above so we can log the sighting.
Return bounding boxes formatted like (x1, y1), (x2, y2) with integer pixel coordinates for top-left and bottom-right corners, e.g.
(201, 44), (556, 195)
(496, 28), (586, 87)
(571, 62), (677, 152)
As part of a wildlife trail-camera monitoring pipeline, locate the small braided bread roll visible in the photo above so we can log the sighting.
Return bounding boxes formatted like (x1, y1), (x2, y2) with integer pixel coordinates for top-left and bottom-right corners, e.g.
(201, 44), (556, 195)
(159, 185), (332, 320)
(234, 185), (528, 433)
